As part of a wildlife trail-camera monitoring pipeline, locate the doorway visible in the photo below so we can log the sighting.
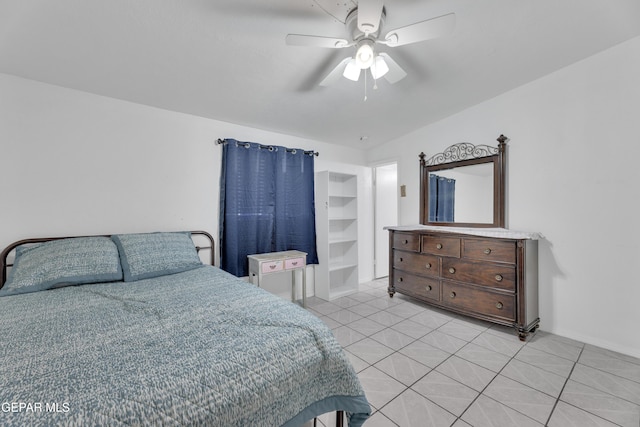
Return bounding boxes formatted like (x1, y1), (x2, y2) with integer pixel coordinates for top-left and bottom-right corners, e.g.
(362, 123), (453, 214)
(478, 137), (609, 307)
(373, 162), (398, 279)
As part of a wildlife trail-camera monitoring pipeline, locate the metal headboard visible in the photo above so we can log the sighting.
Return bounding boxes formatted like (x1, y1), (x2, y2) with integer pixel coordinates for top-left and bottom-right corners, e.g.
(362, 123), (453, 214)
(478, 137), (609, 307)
(1, 230), (215, 289)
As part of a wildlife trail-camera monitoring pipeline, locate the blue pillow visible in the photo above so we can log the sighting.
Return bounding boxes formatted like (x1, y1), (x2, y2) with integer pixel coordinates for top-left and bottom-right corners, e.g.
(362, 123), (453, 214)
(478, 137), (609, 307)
(111, 232), (202, 282)
(1, 237), (123, 297)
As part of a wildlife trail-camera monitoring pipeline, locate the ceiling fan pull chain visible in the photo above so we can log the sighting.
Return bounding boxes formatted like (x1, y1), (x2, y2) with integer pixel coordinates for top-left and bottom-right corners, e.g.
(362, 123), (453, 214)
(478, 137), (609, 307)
(372, 59), (379, 91)
(364, 69), (368, 101)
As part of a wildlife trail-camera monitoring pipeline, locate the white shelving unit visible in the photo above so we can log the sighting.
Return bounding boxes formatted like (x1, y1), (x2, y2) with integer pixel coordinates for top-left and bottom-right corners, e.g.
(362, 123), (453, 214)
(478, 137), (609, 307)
(315, 171), (359, 300)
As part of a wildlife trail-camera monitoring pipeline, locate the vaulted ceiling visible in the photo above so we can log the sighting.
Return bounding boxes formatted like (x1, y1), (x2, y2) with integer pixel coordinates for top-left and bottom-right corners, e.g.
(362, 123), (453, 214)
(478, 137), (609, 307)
(2, 0), (640, 149)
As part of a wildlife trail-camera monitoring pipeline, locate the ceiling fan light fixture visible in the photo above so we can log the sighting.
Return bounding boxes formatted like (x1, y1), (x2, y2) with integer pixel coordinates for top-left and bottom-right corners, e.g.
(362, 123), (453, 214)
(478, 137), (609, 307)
(343, 59), (361, 81)
(370, 55), (389, 79)
(355, 40), (375, 69)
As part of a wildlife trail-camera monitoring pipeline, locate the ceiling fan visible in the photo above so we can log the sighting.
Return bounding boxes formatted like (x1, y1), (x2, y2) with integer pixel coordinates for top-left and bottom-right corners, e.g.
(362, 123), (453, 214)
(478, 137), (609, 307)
(285, 0), (455, 86)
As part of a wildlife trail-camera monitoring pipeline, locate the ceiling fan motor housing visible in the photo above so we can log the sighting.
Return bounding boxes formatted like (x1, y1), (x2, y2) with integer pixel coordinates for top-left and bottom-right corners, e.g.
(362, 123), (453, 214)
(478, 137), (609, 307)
(346, 7), (386, 42)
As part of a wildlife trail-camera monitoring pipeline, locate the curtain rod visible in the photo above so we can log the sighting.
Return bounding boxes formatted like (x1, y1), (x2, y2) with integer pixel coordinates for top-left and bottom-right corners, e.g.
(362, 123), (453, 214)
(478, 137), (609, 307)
(216, 138), (319, 157)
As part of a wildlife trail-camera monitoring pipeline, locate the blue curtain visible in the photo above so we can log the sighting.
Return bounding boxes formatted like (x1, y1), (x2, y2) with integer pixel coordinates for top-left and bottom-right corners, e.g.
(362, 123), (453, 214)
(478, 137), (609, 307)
(428, 175), (438, 222)
(428, 174), (456, 222)
(219, 139), (319, 277)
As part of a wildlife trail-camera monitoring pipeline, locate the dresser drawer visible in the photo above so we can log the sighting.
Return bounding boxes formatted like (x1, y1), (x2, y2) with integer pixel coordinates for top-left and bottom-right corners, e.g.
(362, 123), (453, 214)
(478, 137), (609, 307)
(393, 270), (440, 302)
(393, 250), (439, 278)
(261, 260), (284, 274)
(463, 238), (516, 264)
(284, 257), (305, 269)
(392, 232), (420, 252)
(441, 258), (516, 291)
(442, 281), (515, 321)
(421, 235), (461, 258)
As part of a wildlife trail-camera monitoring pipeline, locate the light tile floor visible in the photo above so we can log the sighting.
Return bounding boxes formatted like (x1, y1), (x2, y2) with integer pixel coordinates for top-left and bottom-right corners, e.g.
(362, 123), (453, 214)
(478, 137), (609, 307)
(305, 278), (640, 427)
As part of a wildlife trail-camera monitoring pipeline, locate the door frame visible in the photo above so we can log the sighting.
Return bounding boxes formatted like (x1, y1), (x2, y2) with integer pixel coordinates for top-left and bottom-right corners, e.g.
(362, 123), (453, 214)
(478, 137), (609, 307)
(372, 160), (398, 279)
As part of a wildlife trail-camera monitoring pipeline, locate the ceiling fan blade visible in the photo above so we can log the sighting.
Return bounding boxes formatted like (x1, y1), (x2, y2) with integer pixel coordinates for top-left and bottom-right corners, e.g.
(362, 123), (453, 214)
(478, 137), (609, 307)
(383, 13), (455, 47)
(319, 57), (353, 86)
(378, 53), (407, 84)
(285, 34), (350, 48)
(357, 0), (384, 35)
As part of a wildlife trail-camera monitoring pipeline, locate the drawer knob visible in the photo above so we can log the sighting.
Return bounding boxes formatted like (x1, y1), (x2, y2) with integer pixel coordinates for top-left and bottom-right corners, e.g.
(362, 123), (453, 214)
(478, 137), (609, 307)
(496, 302), (504, 309)
(448, 267), (456, 274)
(269, 265), (276, 270)
(403, 239), (409, 244)
(449, 291), (456, 298)
(398, 277), (403, 283)
(425, 285), (432, 291)
(436, 243), (443, 250)
(425, 263), (432, 269)
(291, 261), (298, 266)
(399, 257), (404, 262)
(484, 248), (492, 255)
(495, 274), (503, 282)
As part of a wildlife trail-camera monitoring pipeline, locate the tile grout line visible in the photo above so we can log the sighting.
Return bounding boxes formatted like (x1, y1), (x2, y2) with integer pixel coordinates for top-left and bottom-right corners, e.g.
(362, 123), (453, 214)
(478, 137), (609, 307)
(543, 344), (584, 426)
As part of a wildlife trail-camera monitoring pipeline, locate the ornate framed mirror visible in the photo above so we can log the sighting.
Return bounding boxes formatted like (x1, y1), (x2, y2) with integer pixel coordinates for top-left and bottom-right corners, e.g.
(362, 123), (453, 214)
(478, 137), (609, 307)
(419, 134), (507, 228)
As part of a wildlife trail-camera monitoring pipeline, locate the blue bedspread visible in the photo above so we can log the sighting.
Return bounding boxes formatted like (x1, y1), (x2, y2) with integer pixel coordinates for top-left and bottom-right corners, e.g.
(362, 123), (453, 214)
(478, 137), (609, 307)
(0, 266), (370, 426)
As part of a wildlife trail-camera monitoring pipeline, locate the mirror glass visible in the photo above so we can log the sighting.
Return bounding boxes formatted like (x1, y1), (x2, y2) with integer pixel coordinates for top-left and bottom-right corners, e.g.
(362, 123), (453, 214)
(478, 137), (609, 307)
(428, 162), (494, 224)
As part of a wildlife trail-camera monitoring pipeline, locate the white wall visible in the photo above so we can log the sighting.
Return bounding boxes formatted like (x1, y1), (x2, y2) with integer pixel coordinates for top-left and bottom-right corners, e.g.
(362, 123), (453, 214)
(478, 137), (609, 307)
(368, 36), (640, 357)
(0, 73), (373, 300)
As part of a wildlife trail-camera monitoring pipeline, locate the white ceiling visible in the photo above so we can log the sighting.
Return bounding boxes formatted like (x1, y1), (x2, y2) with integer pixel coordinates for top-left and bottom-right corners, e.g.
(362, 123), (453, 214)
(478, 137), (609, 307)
(2, 0), (640, 149)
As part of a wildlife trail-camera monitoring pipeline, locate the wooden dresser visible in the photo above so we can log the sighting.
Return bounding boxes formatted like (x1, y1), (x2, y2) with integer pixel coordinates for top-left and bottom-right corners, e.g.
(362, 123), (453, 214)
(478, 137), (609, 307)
(388, 226), (540, 340)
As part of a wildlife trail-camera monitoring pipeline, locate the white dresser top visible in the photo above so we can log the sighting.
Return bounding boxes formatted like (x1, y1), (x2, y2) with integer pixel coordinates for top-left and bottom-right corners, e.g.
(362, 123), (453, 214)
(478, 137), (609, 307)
(384, 225), (543, 240)
(247, 250), (307, 261)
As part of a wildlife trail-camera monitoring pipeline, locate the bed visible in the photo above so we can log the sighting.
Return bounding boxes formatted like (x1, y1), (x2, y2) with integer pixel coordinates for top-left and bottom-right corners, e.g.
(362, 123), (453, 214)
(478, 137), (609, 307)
(0, 231), (370, 426)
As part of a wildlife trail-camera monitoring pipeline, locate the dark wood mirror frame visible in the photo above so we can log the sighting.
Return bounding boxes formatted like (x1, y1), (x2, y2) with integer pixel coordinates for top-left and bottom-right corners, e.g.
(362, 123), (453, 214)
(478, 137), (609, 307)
(419, 134), (507, 228)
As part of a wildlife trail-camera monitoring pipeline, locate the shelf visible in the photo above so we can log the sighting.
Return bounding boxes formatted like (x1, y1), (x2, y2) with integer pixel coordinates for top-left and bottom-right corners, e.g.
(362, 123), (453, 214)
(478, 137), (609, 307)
(329, 194), (357, 199)
(328, 263), (357, 273)
(329, 238), (357, 245)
